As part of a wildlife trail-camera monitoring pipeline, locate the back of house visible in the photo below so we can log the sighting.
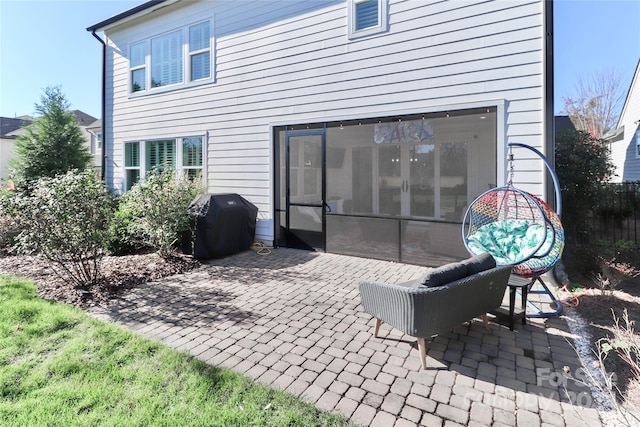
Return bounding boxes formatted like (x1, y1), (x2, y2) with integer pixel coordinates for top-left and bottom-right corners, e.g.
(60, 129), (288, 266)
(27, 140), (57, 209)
(88, 0), (554, 266)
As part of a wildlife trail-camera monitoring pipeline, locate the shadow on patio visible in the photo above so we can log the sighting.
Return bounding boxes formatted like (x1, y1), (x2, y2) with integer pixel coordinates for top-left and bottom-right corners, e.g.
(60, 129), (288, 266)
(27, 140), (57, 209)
(93, 248), (604, 427)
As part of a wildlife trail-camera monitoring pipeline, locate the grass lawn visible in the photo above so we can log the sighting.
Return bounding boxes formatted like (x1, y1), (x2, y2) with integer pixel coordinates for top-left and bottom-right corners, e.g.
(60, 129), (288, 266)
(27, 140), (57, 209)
(0, 275), (353, 427)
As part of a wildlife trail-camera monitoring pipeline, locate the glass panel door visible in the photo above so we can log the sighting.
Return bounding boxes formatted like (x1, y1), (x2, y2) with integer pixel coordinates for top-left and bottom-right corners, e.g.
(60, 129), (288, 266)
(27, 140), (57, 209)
(408, 143), (435, 217)
(440, 142), (468, 221)
(378, 145), (401, 215)
(286, 133), (325, 250)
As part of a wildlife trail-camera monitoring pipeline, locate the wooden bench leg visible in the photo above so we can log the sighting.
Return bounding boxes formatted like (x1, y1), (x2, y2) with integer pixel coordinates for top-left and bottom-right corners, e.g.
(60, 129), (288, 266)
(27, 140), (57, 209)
(374, 318), (382, 338)
(417, 337), (427, 369)
(481, 313), (490, 331)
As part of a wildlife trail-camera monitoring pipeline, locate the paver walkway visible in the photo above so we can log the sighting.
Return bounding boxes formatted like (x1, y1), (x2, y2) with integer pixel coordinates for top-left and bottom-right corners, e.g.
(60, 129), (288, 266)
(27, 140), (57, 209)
(89, 248), (604, 426)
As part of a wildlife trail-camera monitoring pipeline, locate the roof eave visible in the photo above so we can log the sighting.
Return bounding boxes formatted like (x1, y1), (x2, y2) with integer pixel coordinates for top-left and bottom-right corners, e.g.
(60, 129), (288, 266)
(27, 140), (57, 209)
(86, 0), (174, 33)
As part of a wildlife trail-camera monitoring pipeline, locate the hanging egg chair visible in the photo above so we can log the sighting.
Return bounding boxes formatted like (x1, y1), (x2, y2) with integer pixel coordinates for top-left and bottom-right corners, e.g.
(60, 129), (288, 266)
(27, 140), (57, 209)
(511, 193), (564, 278)
(462, 143), (564, 278)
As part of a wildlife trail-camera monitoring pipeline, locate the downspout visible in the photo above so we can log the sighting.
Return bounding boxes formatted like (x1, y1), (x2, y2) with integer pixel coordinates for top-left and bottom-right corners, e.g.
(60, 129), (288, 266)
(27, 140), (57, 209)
(544, 0), (555, 209)
(91, 30), (107, 181)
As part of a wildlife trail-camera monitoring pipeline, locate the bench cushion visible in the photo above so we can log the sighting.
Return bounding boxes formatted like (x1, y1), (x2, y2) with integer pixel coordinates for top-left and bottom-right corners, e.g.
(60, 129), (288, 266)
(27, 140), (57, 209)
(419, 262), (468, 287)
(460, 253), (496, 275)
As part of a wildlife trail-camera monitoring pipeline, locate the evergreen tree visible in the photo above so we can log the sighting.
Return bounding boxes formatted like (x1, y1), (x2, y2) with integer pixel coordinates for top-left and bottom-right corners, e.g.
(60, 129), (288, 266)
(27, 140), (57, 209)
(10, 86), (92, 190)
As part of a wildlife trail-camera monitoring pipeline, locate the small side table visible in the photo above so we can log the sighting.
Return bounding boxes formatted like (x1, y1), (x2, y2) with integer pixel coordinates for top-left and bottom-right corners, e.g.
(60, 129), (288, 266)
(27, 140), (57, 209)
(490, 276), (531, 331)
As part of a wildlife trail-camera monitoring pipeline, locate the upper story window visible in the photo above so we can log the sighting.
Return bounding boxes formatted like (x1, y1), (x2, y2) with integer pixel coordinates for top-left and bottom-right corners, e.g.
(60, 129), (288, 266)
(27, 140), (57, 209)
(129, 20), (213, 95)
(189, 22), (211, 81)
(348, 0), (388, 39)
(151, 30), (183, 88)
(634, 125), (640, 158)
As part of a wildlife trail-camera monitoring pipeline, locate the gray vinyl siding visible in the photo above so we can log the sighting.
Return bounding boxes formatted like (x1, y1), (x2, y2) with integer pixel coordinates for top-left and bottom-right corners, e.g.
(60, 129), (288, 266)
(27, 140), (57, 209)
(102, 0), (548, 244)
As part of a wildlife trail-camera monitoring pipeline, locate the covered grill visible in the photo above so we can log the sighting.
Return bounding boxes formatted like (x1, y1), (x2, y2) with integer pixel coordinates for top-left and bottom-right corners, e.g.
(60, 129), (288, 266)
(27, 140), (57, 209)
(187, 193), (258, 259)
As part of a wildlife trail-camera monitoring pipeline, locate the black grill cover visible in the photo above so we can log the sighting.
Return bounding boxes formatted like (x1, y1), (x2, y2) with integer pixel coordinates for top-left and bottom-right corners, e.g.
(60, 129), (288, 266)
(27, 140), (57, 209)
(187, 193), (258, 259)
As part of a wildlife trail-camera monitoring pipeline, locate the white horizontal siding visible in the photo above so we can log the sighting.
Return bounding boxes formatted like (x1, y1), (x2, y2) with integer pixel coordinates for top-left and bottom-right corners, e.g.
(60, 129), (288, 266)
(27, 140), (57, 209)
(611, 63), (640, 182)
(102, 0), (548, 244)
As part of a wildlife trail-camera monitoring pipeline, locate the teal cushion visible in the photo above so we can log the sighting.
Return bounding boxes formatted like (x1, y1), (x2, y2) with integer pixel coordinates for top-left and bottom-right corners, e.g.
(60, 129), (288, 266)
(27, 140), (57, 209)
(419, 262), (468, 287)
(466, 219), (546, 265)
(460, 253), (496, 275)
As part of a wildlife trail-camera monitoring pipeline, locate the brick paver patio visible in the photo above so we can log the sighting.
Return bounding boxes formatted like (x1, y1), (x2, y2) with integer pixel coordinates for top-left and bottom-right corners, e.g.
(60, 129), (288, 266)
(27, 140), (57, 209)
(89, 248), (604, 426)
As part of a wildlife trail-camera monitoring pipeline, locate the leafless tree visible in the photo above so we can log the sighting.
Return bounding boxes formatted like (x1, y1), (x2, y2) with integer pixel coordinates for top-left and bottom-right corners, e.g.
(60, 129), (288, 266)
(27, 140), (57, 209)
(562, 68), (626, 138)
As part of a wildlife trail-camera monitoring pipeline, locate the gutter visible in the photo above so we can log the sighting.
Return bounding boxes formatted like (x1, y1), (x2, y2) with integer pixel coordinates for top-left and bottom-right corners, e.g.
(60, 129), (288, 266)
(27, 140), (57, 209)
(91, 30), (107, 181)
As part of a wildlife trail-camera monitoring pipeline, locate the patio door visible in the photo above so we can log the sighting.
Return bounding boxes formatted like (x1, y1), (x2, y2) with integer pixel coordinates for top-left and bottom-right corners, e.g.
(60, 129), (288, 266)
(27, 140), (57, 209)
(378, 143), (435, 218)
(284, 132), (326, 250)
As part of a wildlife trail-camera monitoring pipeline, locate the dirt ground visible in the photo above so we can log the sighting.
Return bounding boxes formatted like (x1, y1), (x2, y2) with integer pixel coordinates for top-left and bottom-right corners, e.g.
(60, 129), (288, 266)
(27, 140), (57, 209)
(1, 251), (638, 416)
(557, 265), (640, 415)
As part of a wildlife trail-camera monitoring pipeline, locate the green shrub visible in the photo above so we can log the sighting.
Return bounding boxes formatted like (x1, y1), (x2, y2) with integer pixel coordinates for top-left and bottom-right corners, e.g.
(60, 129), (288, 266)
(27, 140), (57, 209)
(13, 170), (113, 287)
(105, 198), (147, 255)
(120, 171), (203, 258)
(555, 129), (615, 242)
(9, 86), (91, 192)
(0, 187), (19, 252)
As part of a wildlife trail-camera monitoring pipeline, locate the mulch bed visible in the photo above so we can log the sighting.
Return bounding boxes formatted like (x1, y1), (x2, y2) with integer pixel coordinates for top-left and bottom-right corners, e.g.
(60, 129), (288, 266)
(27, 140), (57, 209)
(559, 270), (640, 413)
(0, 252), (201, 308)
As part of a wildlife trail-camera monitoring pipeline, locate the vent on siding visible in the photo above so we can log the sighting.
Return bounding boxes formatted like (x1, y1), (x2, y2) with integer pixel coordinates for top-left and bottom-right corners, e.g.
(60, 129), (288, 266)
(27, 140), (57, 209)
(355, 0), (378, 31)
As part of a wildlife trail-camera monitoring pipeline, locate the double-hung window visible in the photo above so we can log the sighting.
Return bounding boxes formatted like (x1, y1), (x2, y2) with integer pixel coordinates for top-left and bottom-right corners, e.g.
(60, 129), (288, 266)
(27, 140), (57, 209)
(129, 19), (213, 95)
(348, 0), (388, 39)
(124, 137), (204, 191)
(125, 142), (141, 190)
(130, 42), (146, 92)
(189, 22), (211, 81)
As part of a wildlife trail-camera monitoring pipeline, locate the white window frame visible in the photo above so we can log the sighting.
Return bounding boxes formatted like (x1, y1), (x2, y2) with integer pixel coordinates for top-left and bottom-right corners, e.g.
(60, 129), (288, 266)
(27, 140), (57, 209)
(150, 30), (183, 89)
(130, 41), (147, 93)
(128, 18), (214, 97)
(123, 136), (206, 192)
(348, 0), (388, 40)
(188, 20), (212, 82)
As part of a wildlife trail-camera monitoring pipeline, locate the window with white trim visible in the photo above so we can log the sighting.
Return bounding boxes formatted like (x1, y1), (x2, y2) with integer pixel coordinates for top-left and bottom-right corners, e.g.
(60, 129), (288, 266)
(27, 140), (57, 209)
(348, 0), (388, 39)
(124, 137), (204, 191)
(635, 126), (640, 158)
(189, 22), (211, 81)
(128, 19), (213, 95)
(151, 31), (183, 88)
(130, 42), (146, 92)
(91, 132), (103, 154)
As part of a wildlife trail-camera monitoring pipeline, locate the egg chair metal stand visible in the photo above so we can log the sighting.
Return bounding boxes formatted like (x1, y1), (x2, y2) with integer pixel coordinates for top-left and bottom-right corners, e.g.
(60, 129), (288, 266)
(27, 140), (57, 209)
(462, 142), (564, 318)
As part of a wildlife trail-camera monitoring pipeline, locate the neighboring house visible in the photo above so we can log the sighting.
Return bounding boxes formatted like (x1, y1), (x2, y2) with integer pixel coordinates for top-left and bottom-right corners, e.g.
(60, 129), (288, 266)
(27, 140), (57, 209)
(0, 116), (32, 181)
(0, 111), (98, 182)
(86, 119), (104, 174)
(554, 115), (576, 134)
(605, 59), (640, 182)
(88, 0), (554, 266)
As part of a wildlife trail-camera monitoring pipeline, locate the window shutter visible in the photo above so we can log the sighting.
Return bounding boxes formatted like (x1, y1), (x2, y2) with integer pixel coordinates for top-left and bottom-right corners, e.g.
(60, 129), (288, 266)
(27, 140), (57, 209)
(191, 53), (210, 81)
(183, 137), (203, 167)
(131, 43), (146, 67)
(125, 142), (140, 167)
(151, 31), (183, 87)
(189, 22), (209, 52)
(189, 22), (210, 81)
(355, 0), (379, 31)
(146, 140), (176, 171)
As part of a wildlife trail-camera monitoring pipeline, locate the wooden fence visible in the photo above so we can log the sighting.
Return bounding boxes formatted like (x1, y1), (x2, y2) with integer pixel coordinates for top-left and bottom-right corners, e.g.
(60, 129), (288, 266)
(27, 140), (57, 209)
(581, 182), (640, 246)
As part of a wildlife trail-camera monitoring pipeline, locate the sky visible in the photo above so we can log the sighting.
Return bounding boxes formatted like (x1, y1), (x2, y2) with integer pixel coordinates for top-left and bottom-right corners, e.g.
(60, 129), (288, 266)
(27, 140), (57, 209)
(1, 0), (639, 120)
